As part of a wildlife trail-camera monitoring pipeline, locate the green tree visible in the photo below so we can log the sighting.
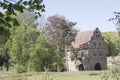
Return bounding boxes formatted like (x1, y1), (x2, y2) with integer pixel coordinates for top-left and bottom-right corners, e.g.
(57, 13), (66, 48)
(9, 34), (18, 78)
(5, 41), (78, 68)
(0, 22), (10, 71)
(0, 46), (10, 71)
(0, 0), (45, 25)
(5, 11), (61, 72)
(0, 0), (45, 71)
(29, 35), (57, 71)
(45, 15), (77, 71)
(109, 12), (120, 55)
(0, 0), (45, 38)
(102, 32), (119, 56)
(5, 11), (40, 72)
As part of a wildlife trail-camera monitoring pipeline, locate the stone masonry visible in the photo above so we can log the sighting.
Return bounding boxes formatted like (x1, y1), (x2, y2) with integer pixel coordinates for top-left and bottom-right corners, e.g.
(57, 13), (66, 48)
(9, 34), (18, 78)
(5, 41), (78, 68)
(67, 28), (107, 71)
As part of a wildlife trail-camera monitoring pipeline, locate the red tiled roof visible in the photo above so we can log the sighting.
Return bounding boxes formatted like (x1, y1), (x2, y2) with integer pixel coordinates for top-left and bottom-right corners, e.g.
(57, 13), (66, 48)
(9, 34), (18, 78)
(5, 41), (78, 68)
(71, 31), (94, 49)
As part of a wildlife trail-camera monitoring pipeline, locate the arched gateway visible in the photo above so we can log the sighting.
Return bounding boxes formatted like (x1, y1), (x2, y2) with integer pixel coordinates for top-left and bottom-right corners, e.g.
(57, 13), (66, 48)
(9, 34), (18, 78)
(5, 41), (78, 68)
(95, 63), (101, 70)
(78, 64), (84, 71)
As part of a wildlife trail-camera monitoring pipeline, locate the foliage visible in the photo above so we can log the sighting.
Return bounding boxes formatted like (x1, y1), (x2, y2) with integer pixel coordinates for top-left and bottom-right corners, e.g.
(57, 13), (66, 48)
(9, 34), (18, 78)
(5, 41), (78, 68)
(29, 35), (55, 71)
(0, 0), (45, 26)
(101, 57), (120, 80)
(45, 15), (77, 71)
(1, 11), (66, 72)
(0, 46), (9, 71)
(0, 1), (71, 73)
(0, 0), (45, 41)
(0, 26), (10, 71)
(0, 0), (45, 72)
(100, 12), (120, 80)
(46, 15), (77, 52)
(5, 11), (40, 72)
(102, 32), (120, 56)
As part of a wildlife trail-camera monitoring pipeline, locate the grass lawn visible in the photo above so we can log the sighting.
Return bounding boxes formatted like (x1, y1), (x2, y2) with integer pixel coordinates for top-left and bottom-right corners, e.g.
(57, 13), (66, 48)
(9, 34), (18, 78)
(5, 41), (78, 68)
(0, 71), (103, 80)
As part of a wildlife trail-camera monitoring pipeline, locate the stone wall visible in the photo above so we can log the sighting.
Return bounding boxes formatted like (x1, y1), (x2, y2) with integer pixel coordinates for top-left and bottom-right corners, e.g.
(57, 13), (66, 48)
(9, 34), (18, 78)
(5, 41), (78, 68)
(68, 28), (107, 71)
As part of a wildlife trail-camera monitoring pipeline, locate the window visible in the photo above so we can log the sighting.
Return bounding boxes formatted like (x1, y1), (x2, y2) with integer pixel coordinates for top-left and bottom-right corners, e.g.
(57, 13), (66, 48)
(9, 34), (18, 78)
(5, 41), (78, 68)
(96, 35), (99, 38)
(97, 35), (99, 38)
(99, 42), (101, 46)
(93, 42), (96, 46)
(99, 52), (102, 56)
(94, 53), (96, 56)
(93, 51), (96, 56)
(80, 51), (84, 57)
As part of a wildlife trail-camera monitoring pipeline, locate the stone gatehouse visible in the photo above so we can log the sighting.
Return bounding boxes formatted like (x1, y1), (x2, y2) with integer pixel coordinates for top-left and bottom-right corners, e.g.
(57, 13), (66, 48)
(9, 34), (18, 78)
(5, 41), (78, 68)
(67, 28), (107, 71)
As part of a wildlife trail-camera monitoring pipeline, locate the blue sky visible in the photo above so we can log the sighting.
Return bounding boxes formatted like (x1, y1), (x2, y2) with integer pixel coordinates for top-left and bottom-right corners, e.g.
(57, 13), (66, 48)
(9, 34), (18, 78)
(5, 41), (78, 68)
(44, 0), (120, 32)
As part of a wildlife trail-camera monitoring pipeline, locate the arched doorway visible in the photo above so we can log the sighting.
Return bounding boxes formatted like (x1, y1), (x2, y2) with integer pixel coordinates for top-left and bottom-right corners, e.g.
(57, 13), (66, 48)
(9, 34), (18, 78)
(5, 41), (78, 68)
(78, 64), (84, 71)
(95, 63), (101, 70)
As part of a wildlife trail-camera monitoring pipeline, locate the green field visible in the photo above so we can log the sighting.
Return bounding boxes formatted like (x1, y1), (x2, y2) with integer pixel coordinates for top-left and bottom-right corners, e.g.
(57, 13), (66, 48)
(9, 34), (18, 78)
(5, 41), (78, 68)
(0, 71), (103, 80)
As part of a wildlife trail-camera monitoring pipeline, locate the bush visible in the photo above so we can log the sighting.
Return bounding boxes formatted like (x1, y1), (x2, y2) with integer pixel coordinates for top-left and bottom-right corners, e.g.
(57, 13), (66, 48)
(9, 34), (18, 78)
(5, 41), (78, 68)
(16, 65), (27, 73)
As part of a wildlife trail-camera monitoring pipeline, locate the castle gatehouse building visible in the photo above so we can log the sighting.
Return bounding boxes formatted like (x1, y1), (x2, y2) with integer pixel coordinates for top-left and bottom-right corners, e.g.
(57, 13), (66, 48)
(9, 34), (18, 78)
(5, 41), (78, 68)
(67, 28), (107, 71)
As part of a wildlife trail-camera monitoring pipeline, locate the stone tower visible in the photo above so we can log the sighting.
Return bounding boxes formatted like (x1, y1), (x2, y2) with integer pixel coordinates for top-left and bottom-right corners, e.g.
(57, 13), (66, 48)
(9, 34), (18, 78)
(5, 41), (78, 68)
(67, 28), (107, 71)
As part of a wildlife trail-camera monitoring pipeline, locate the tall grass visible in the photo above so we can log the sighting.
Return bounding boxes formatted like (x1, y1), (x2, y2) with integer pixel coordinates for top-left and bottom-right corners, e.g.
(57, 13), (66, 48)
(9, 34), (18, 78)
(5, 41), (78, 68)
(0, 71), (101, 80)
(101, 56), (120, 80)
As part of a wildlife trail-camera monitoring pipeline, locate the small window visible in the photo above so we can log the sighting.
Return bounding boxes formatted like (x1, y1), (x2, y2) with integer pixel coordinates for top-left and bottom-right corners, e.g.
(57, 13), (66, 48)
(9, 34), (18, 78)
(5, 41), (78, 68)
(97, 35), (99, 38)
(96, 35), (99, 38)
(93, 51), (96, 56)
(99, 42), (101, 46)
(93, 42), (96, 46)
(96, 31), (98, 33)
(99, 52), (102, 56)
